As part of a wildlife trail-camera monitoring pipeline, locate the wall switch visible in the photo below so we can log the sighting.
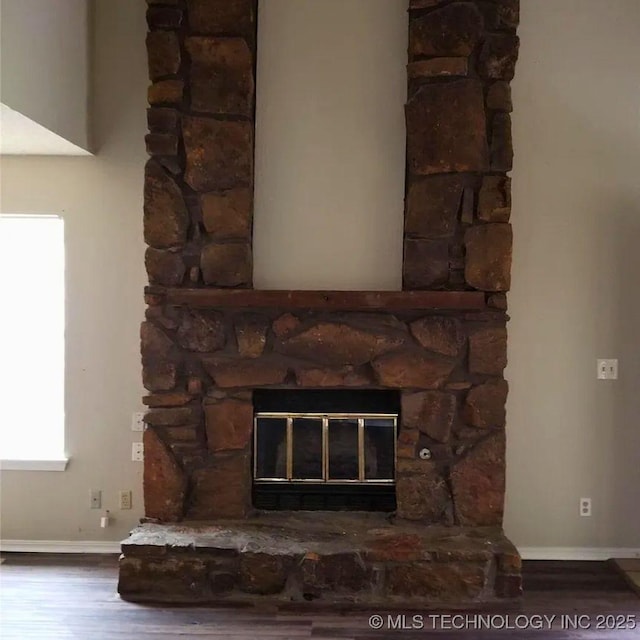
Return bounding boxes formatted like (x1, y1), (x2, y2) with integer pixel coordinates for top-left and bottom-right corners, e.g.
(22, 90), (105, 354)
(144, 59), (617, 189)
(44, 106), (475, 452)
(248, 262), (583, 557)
(132, 442), (144, 462)
(597, 359), (618, 380)
(90, 489), (102, 509)
(131, 412), (145, 432)
(119, 490), (132, 510)
(580, 497), (592, 517)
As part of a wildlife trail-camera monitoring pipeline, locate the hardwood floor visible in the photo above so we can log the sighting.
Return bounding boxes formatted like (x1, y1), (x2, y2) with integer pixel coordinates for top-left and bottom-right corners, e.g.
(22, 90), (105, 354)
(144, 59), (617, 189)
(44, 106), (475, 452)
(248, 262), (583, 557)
(0, 554), (638, 639)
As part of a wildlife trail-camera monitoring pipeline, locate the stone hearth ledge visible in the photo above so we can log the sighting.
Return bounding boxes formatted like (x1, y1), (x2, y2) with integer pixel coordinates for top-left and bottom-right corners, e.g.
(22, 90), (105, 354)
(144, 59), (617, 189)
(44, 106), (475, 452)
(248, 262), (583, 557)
(118, 514), (521, 606)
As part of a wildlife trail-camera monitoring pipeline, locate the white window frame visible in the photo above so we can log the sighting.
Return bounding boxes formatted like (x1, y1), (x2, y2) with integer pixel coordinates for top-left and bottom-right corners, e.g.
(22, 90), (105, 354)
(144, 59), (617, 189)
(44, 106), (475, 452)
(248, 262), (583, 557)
(0, 214), (68, 472)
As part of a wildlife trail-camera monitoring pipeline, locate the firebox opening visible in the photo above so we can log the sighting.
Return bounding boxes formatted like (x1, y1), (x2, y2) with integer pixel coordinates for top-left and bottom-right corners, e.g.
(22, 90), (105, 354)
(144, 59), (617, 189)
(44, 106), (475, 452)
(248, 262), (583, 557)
(252, 390), (399, 511)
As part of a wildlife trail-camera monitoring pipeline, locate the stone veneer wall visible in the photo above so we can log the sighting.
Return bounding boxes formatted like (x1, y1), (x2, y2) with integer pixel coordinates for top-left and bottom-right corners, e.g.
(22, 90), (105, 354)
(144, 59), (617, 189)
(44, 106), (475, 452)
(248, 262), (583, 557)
(404, 0), (518, 290)
(141, 0), (519, 526)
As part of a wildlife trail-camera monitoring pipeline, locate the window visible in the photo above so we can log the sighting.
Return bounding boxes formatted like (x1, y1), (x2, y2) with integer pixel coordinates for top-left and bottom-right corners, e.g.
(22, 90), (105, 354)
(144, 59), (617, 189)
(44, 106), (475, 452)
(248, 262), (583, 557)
(0, 215), (67, 469)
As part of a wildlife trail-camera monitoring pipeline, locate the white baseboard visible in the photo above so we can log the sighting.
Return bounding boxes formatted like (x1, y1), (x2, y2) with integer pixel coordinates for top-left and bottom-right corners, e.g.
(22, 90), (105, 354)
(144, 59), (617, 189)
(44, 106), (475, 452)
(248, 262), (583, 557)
(1, 541), (638, 560)
(519, 547), (640, 561)
(0, 540), (121, 554)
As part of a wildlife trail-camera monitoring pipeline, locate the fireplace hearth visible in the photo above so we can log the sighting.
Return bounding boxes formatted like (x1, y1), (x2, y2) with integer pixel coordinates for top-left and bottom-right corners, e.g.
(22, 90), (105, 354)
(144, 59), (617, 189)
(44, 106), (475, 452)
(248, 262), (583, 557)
(119, 0), (522, 607)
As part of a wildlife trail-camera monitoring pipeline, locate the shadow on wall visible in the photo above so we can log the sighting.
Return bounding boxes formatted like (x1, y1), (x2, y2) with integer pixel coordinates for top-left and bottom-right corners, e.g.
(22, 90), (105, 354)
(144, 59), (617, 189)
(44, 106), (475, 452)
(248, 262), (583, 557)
(610, 199), (640, 544)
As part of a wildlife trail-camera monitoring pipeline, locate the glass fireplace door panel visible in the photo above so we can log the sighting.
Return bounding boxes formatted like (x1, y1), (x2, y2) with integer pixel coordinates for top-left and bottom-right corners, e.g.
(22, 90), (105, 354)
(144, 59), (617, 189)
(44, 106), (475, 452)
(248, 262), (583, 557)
(328, 419), (359, 480)
(364, 418), (395, 481)
(292, 418), (323, 480)
(255, 417), (287, 480)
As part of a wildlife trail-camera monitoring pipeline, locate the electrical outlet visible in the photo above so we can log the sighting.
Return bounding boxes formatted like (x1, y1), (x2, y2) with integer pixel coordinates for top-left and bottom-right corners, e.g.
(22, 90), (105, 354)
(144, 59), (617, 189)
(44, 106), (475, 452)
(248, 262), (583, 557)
(131, 412), (145, 432)
(580, 497), (592, 517)
(90, 489), (102, 509)
(132, 442), (144, 462)
(119, 490), (132, 510)
(597, 359), (618, 380)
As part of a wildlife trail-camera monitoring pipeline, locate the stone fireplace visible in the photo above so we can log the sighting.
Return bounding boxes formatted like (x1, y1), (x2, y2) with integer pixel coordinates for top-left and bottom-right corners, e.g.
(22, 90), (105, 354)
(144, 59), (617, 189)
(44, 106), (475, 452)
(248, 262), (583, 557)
(119, 0), (521, 605)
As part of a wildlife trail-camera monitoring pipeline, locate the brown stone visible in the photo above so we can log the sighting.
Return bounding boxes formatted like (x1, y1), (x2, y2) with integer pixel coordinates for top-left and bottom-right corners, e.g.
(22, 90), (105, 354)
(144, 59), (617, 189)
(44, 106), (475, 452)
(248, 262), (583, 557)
(143, 362), (177, 392)
(275, 321), (405, 367)
(409, 0), (445, 7)
(145, 248), (185, 287)
(405, 175), (465, 239)
(451, 431), (506, 526)
(402, 391), (456, 443)
(294, 366), (371, 388)
(234, 314), (268, 358)
(177, 310), (226, 353)
(396, 468), (452, 522)
(272, 313), (300, 338)
(386, 562), (486, 600)
(239, 553), (290, 595)
(143, 428), (186, 522)
(486, 81), (513, 112)
(495, 573), (523, 598)
(366, 533), (425, 562)
(403, 239), (450, 289)
(143, 160), (189, 249)
(205, 399), (253, 452)
(187, 377), (203, 395)
(118, 556), (210, 600)
(147, 108), (180, 134)
(498, 551), (522, 574)
(372, 349), (455, 389)
(187, 453), (251, 518)
(488, 293), (508, 310)
(147, 6), (183, 29)
(148, 79), (184, 106)
(143, 392), (193, 408)
(478, 176), (511, 223)
(145, 133), (179, 157)
(410, 316), (465, 358)
(491, 113), (513, 172)
(406, 80), (488, 175)
(165, 427), (199, 444)
(183, 116), (253, 192)
(203, 357), (288, 388)
(469, 327), (507, 374)
(465, 223), (512, 291)
(397, 442), (417, 460)
(187, 0), (256, 39)
(408, 58), (468, 79)
(141, 321), (174, 363)
(464, 379), (508, 428)
(145, 407), (200, 427)
(201, 242), (252, 287)
(460, 187), (475, 225)
(301, 553), (369, 594)
(479, 34), (520, 81)
(478, 0), (520, 30)
(146, 31), (180, 81)
(409, 3), (484, 58)
(187, 38), (253, 116)
(201, 188), (252, 240)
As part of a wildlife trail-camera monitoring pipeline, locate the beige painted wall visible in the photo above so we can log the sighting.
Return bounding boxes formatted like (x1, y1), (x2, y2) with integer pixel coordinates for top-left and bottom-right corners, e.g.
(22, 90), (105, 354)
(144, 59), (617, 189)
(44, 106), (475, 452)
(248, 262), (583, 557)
(0, 0), (146, 541)
(0, 0), (638, 550)
(0, 0), (91, 151)
(505, 0), (640, 548)
(253, 0), (407, 291)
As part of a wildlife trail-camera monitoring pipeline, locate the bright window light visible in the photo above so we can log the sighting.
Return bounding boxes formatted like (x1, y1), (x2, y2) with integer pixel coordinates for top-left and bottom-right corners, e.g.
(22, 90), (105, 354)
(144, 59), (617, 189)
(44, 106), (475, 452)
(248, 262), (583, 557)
(0, 215), (66, 461)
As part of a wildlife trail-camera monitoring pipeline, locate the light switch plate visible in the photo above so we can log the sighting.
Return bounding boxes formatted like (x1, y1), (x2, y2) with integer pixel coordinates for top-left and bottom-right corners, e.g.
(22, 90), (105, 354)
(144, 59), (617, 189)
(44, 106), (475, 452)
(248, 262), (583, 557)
(597, 359), (618, 380)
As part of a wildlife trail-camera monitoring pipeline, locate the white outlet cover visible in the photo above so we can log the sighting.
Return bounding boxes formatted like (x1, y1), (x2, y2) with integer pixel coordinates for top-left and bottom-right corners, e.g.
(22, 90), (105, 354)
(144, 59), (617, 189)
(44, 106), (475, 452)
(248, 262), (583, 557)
(132, 442), (144, 462)
(131, 412), (145, 432)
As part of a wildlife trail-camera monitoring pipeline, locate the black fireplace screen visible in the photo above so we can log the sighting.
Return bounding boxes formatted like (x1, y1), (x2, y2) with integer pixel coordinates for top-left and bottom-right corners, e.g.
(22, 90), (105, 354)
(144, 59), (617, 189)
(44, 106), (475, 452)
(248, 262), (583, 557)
(254, 413), (396, 483)
(253, 412), (397, 511)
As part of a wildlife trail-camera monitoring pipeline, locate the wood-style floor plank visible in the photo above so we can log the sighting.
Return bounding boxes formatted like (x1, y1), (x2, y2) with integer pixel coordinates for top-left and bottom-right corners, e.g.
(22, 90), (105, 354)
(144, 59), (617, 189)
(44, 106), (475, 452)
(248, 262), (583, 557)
(0, 555), (638, 640)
